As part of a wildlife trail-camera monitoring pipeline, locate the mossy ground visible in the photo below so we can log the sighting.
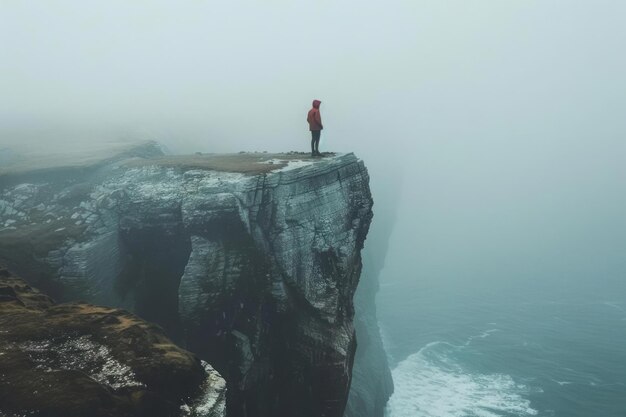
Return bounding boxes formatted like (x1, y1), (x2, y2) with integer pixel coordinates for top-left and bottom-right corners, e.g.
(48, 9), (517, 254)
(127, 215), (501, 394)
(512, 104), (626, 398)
(0, 267), (208, 417)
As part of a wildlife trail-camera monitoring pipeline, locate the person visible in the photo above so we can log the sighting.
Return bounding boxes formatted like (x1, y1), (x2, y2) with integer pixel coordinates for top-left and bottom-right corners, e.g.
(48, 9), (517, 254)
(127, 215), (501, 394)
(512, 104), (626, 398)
(307, 99), (323, 156)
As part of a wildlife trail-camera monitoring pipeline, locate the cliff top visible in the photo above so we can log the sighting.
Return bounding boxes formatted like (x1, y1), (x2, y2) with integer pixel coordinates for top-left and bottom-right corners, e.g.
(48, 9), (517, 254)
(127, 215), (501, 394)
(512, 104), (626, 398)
(124, 151), (341, 175)
(0, 140), (349, 180)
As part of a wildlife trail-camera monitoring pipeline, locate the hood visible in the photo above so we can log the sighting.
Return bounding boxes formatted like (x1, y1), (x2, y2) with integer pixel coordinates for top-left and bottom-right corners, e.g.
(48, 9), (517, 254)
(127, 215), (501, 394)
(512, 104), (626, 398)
(312, 100), (321, 109)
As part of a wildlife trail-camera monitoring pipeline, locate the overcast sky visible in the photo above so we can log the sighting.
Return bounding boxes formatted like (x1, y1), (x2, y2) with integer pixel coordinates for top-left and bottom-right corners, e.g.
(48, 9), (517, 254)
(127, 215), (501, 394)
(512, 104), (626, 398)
(3, 1), (623, 155)
(2, 1), (626, 288)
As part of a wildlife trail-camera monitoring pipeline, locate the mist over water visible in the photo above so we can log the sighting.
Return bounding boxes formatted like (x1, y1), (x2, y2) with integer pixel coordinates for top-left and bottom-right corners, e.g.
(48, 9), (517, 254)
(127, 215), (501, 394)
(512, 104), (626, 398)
(3, 1), (626, 416)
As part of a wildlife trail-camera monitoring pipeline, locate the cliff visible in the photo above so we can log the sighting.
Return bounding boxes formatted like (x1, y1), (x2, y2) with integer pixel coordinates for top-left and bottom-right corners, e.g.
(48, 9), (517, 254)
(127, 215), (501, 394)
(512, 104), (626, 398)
(344, 172), (399, 417)
(345, 253), (394, 417)
(0, 266), (226, 417)
(0, 142), (373, 417)
(344, 197), (398, 417)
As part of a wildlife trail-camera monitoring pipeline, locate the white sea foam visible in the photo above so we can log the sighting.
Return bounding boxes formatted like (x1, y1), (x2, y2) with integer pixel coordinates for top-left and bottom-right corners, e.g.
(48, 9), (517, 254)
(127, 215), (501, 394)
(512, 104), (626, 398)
(386, 341), (538, 417)
(551, 379), (572, 386)
(464, 329), (500, 346)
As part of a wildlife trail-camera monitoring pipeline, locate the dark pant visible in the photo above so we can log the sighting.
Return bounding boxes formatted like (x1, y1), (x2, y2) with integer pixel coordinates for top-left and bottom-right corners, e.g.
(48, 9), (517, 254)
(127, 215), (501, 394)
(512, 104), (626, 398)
(311, 130), (321, 154)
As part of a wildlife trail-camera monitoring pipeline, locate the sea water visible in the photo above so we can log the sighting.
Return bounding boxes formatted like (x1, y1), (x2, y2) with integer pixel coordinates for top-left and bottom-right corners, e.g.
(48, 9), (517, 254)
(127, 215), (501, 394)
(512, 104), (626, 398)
(378, 277), (626, 417)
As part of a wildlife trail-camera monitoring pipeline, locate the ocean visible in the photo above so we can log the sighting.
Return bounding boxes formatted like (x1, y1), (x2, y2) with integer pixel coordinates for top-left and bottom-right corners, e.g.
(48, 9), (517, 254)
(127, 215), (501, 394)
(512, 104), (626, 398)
(378, 277), (626, 417)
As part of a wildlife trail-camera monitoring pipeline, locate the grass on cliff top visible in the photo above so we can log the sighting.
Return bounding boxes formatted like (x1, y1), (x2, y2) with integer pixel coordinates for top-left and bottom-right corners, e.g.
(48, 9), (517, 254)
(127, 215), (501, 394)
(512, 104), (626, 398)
(124, 151), (336, 175)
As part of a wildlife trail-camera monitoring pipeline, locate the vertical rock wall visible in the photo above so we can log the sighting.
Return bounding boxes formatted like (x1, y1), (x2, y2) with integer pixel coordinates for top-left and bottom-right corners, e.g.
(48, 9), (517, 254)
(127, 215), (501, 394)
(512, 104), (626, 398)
(345, 180), (399, 417)
(344, 245), (394, 417)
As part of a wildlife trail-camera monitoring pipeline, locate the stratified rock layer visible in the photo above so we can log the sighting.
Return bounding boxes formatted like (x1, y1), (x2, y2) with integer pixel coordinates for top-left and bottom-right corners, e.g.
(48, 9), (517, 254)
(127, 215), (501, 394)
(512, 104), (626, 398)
(0, 266), (226, 417)
(0, 146), (373, 417)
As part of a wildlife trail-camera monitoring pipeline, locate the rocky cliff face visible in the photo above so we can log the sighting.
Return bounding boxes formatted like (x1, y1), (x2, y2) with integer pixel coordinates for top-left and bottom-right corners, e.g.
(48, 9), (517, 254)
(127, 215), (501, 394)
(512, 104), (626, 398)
(344, 241), (395, 417)
(344, 179), (398, 417)
(0, 144), (373, 417)
(0, 266), (226, 417)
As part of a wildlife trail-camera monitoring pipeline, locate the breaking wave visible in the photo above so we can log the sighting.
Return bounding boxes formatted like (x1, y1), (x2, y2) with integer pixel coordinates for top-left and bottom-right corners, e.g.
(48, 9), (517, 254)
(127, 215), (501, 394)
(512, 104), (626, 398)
(386, 339), (538, 417)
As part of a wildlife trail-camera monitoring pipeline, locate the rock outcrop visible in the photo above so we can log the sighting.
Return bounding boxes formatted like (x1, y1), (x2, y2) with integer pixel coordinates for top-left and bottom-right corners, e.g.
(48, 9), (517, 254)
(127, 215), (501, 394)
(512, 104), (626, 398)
(0, 143), (374, 417)
(0, 266), (226, 417)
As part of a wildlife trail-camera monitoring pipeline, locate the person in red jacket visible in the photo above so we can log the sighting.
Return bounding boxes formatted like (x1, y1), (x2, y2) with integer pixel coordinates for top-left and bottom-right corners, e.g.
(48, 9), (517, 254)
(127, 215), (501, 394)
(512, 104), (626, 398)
(307, 99), (323, 156)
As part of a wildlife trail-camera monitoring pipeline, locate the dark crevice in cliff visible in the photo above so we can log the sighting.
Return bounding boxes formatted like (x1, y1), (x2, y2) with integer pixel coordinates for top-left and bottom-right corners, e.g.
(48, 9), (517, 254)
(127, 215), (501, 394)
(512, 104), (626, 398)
(118, 207), (192, 339)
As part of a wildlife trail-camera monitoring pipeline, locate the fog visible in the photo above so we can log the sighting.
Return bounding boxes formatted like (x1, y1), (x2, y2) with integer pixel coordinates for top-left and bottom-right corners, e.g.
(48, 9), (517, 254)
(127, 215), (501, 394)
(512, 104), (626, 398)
(3, 1), (626, 289)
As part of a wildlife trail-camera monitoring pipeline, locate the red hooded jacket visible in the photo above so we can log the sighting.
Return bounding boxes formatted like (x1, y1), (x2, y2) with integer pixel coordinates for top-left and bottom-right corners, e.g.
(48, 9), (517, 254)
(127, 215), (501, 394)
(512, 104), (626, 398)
(307, 100), (323, 131)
